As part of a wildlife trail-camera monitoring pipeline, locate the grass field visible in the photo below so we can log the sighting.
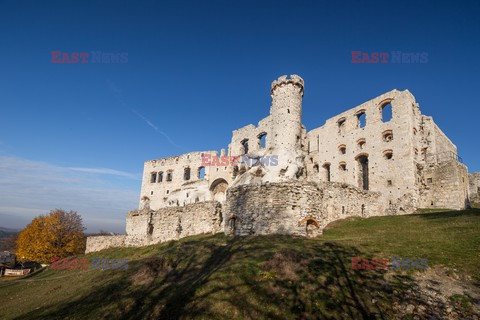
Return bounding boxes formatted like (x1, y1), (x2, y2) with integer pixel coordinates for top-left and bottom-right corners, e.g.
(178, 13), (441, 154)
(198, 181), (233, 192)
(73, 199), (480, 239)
(0, 209), (479, 319)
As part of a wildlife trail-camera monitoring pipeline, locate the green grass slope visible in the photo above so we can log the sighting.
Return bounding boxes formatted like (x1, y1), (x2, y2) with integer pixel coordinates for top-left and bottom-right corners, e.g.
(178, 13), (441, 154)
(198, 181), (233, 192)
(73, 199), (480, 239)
(0, 209), (479, 320)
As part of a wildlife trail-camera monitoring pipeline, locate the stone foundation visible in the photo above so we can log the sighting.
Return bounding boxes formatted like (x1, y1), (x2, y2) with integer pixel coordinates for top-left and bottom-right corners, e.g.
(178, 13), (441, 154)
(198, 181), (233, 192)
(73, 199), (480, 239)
(224, 181), (385, 237)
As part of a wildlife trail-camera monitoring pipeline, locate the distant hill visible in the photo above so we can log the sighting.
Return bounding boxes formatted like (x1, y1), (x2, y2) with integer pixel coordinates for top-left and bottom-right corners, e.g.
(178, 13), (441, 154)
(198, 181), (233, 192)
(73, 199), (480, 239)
(0, 209), (479, 319)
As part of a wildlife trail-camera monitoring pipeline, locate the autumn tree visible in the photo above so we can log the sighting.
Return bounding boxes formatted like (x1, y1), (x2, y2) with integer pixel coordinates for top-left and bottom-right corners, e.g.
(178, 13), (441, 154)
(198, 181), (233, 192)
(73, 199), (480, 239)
(16, 209), (86, 263)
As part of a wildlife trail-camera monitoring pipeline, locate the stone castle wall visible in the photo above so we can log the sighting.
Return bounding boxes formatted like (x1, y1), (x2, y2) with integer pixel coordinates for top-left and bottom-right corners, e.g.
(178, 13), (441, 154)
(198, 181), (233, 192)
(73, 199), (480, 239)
(224, 181), (385, 237)
(85, 75), (471, 254)
(469, 172), (480, 204)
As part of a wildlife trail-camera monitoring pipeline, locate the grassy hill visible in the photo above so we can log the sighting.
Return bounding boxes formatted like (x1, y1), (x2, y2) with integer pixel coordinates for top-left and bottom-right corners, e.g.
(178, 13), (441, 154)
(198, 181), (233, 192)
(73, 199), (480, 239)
(0, 209), (479, 319)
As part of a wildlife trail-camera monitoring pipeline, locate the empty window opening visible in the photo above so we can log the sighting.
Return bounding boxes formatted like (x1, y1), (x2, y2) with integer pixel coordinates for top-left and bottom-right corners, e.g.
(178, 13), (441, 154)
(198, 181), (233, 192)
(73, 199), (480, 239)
(381, 102), (393, 122)
(431, 201), (434, 206)
(323, 163), (331, 182)
(387, 180), (392, 186)
(287, 109), (290, 114)
(198, 166), (205, 179)
(384, 150), (393, 160)
(167, 172), (173, 182)
(383, 130), (393, 142)
(361, 204), (365, 215)
(233, 165), (239, 178)
(427, 178), (433, 183)
(150, 172), (157, 183)
(338, 144), (346, 155)
(337, 118), (346, 134)
(158, 172), (163, 182)
(150, 191), (153, 195)
(357, 155), (369, 190)
(313, 164), (319, 173)
(184, 167), (191, 180)
(342, 206), (345, 214)
(339, 162), (347, 171)
(356, 111), (366, 128)
(357, 138), (366, 149)
(166, 190), (169, 194)
(241, 139), (249, 154)
(258, 133), (267, 149)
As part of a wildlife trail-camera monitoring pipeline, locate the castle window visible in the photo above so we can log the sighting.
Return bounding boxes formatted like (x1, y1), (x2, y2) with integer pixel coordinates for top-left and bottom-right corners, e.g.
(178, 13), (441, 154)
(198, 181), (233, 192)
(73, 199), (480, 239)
(258, 133), (267, 149)
(356, 110), (366, 128)
(241, 139), (249, 154)
(338, 144), (346, 155)
(339, 162), (347, 171)
(233, 165), (239, 178)
(357, 138), (366, 149)
(387, 180), (392, 186)
(158, 172), (163, 183)
(382, 130), (393, 142)
(166, 190), (169, 194)
(150, 172), (157, 183)
(150, 191), (153, 195)
(337, 118), (346, 134)
(427, 178), (433, 183)
(380, 101), (393, 122)
(198, 166), (205, 179)
(167, 172), (173, 181)
(184, 167), (191, 180)
(383, 150), (393, 160)
(313, 164), (319, 173)
(323, 163), (331, 182)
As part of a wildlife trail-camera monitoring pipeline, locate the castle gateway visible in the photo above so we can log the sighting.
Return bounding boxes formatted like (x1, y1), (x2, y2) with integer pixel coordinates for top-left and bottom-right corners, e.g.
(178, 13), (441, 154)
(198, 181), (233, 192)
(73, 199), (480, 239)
(86, 75), (473, 253)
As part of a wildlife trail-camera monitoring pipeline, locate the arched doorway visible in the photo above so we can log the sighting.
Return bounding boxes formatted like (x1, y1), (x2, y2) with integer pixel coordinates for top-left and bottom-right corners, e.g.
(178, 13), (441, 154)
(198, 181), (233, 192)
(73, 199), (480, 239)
(209, 178), (229, 203)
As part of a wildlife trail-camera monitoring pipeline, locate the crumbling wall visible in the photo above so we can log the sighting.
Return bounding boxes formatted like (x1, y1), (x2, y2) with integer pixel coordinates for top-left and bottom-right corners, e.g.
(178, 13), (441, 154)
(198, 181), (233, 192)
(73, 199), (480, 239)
(469, 172), (480, 205)
(124, 200), (223, 247)
(224, 181), (384, 237)
(85, 235), (126, 253)
(418, 161), (469, 210)
(140, 150), (232, 211)
(306, 89), (418, 212)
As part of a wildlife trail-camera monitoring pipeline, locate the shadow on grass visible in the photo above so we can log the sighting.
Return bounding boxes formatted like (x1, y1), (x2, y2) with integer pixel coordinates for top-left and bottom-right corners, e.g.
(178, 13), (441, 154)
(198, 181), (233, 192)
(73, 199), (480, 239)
(14, 235), (445, 320)
(413, 208), (480, 220)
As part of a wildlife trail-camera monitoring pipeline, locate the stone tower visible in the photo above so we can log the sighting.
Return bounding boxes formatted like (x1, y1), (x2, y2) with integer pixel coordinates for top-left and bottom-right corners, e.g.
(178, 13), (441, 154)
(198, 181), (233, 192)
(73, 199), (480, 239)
(268, 75), (306, 180)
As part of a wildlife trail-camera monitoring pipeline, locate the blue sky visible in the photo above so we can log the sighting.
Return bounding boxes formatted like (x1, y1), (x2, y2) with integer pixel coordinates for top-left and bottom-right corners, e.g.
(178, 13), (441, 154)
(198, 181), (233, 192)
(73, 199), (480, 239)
(0, 0), (479, 232)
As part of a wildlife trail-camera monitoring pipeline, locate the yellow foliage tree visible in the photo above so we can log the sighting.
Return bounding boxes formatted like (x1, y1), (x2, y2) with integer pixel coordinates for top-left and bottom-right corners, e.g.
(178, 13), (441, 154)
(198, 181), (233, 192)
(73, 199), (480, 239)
(16, 209), (86, 263)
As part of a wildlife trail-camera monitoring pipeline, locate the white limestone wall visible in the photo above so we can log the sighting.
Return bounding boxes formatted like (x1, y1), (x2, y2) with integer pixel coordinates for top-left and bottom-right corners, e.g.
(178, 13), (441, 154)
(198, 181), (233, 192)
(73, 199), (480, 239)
(306, 89), (418, 212)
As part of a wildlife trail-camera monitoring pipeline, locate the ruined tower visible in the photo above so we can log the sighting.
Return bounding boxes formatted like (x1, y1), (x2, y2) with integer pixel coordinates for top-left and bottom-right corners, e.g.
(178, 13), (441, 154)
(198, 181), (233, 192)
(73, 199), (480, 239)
(269, 75), (305, 179)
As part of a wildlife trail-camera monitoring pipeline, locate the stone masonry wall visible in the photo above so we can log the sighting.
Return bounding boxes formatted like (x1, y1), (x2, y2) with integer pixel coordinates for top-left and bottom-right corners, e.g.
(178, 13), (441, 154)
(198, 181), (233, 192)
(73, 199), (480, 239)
(469, 172), (480, 205)
(418, 161), (469, 210)
(224, 181), (385, 237)
(85, 235), (126, 254)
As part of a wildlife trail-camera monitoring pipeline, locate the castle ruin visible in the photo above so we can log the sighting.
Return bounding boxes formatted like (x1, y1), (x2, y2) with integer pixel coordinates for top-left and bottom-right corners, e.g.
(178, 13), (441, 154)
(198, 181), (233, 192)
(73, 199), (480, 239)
(86, 75), (476, 253)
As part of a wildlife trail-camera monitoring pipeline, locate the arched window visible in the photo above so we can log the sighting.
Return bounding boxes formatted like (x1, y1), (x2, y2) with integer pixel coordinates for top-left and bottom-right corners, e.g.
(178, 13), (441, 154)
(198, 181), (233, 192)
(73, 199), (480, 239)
(355, 110), (366, 128)
(383, 150), (393, 160)
(382, 130), (393, 142)
(339, 161), (347, 171)
(357, 138), (366, 149)
(338, 144), (346, 155)
(258, 133), (267, 149)
(150, 172), (157, 183)
(158, 171), (163, 183)
(381, 101), (393, 122)
(184, 167), (191, 180)
(198, 166), (205, 179)
(241, 139), (249, 154)
(166, 171), (173, 181)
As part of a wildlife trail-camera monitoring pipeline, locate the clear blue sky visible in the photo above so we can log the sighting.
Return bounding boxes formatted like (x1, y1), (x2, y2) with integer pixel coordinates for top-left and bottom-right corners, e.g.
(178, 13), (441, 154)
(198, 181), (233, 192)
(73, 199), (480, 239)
(0, 0), (479, 232)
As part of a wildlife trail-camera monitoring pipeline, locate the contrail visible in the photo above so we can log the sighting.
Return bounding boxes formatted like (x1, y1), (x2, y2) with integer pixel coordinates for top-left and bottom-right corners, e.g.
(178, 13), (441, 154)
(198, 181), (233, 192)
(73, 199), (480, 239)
(107, 79), (183, 149)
